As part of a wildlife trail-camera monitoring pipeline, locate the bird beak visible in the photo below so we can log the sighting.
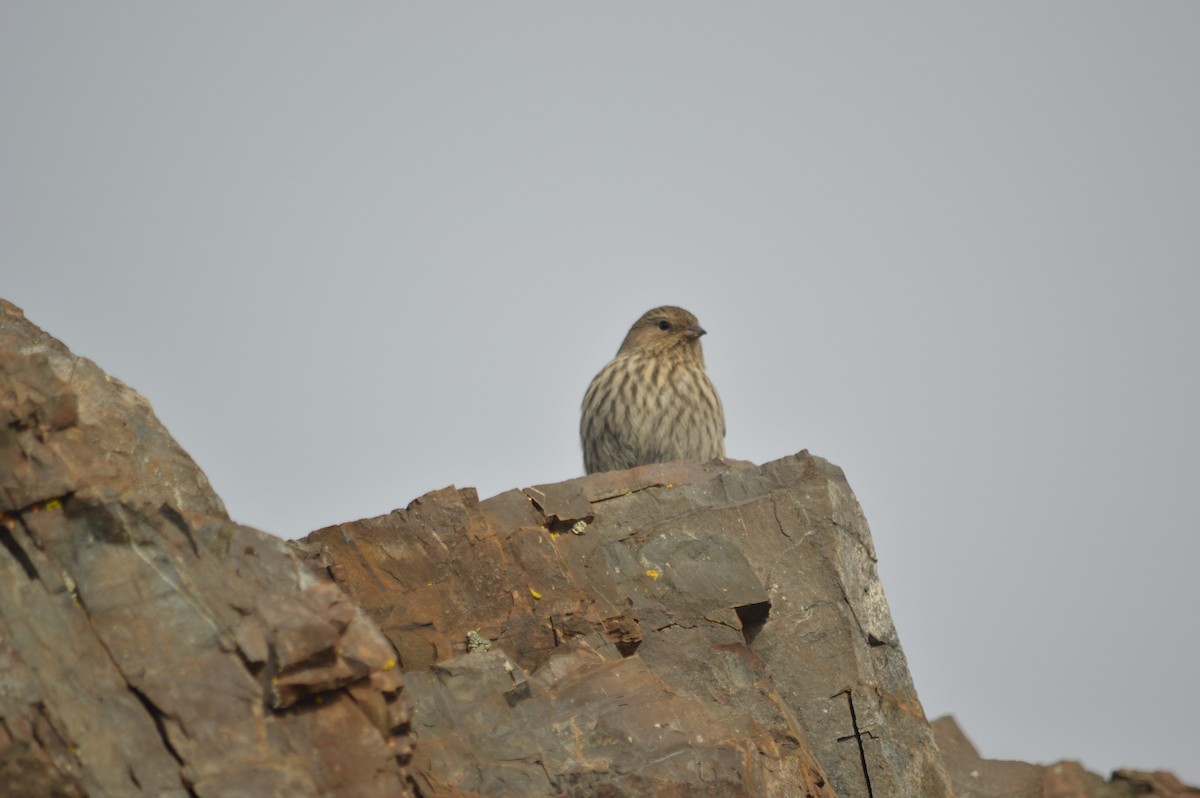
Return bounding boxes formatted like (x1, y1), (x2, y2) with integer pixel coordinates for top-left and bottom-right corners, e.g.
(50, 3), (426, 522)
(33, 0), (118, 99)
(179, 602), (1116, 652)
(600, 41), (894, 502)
(683, 324), (706, 340)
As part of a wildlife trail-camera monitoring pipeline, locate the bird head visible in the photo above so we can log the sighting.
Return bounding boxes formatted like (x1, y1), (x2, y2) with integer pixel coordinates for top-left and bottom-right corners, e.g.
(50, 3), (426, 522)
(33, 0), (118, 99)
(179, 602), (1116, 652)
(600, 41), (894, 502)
(617, 306), (707, 360)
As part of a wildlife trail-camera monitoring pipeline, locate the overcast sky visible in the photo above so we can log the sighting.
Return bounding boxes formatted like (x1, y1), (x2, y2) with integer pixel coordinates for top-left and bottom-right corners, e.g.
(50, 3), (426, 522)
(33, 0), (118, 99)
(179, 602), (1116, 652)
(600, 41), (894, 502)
(4, 2), (1197, 785)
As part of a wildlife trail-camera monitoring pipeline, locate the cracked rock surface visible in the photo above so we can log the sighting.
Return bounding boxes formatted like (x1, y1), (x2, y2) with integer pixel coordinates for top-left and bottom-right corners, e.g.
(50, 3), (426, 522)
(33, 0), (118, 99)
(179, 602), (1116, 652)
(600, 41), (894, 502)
(0, 299), (412, 798)
(298, 452), (953, 796)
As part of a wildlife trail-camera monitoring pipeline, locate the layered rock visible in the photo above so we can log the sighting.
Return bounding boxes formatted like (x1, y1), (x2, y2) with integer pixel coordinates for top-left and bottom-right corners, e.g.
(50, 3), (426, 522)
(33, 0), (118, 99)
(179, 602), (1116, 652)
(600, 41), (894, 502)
(0, 299), (412, 798)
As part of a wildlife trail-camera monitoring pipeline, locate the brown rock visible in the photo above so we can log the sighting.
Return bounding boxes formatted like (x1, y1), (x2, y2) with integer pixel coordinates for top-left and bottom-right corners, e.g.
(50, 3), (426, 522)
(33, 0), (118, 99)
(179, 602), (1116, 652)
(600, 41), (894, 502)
(932, 716), (1200, 798)
(8, 296), (1193, 797)
(1111, 770), (1200, 797)
(0, 299), (412, 798)
(299, 453), (956, 796)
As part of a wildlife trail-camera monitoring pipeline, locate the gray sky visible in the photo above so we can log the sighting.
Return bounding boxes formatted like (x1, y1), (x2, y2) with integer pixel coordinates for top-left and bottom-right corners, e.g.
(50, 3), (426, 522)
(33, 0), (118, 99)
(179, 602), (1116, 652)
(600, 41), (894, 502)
(4, 2), (1197, 784)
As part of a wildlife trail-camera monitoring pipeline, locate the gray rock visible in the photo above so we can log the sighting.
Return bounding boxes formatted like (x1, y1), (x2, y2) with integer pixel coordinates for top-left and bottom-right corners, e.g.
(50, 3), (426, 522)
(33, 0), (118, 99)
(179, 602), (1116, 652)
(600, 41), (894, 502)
(0, 299), (412, 798)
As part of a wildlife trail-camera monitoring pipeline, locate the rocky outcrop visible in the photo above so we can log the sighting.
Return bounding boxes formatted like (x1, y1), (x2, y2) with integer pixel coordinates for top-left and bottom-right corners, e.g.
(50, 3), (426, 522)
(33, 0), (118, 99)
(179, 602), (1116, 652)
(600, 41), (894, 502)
(932, 716), (1200, 798)
(0, 299), (412, 798)
(296, 454), (954, 797)
(3, 297), (1195, 798)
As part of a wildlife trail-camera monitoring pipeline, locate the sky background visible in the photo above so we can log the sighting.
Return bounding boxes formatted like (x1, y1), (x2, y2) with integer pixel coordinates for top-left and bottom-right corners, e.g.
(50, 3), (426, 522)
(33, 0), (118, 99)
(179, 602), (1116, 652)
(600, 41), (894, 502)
(4, 2), (1197, 784)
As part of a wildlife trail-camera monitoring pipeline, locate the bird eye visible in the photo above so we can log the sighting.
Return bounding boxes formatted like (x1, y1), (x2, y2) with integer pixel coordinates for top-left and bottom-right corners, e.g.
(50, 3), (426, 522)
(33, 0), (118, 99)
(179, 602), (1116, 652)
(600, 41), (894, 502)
(657, 320), (671, 331)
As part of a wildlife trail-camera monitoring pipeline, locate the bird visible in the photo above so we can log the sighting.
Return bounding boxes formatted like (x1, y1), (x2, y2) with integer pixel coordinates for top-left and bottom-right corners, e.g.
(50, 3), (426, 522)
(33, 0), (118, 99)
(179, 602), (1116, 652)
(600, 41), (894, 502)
(581, 306), (725, 474)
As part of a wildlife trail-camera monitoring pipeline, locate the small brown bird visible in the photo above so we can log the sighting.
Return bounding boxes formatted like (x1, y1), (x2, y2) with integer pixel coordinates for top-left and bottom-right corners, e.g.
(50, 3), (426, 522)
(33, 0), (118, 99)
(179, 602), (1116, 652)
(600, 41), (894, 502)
(581, 306), (725, 474)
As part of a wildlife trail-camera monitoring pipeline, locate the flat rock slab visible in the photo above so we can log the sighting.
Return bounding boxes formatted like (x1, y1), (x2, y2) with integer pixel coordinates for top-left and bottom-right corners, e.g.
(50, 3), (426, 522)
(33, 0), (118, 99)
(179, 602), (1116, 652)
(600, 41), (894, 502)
(300, 454), (955, 796)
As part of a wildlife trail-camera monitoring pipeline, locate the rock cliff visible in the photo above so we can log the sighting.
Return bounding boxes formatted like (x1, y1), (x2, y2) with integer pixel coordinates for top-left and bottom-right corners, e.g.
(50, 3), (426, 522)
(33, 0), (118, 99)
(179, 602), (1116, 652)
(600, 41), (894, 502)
(2, 298), (1194, 798)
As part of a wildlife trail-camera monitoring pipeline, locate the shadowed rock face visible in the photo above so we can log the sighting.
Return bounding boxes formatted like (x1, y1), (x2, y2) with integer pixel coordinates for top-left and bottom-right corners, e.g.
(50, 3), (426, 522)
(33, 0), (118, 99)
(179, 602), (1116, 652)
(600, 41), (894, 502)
(0, 299), (412, 798)
(297, 453), (953, 797)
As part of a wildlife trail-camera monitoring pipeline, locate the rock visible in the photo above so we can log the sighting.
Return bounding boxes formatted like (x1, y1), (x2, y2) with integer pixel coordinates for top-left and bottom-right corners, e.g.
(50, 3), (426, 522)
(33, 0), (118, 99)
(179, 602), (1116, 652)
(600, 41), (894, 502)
(1111, 770), (1200, 797)
(0, 299), (412, 798)
(298, 453), (956, 796)
(932, 716), (1200, 798)
(7, 296), (1195, 797)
